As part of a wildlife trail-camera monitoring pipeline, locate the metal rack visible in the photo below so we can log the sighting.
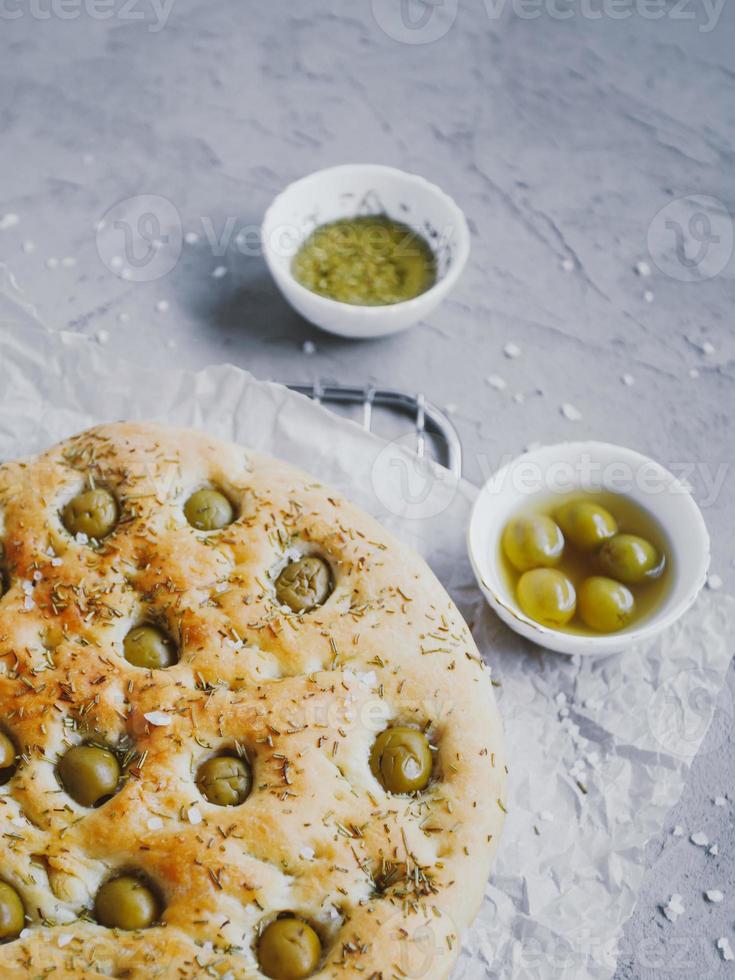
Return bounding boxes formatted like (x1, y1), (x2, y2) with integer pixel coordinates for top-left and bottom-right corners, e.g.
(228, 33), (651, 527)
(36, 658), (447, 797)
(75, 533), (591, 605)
(285, 381), (462, 479)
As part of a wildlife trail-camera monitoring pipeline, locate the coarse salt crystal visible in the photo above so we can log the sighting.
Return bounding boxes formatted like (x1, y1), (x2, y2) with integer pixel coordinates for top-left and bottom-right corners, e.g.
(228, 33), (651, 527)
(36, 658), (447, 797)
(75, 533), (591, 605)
(662, 894), (684, 922)
(503, 342), (522, 359)
(709, 844), (719, 855)
(187, 806), (202, 825)
(486, 374), (506, 391)
(19, 928), (31, 939)
(621, 373), (635, 386)
(155, 299), (170, 313)
(717, 938), (734, 961)
(644, 290), (654, 303)
(0, 213), (19, 230)
(690, 832), (709, 847)
(302, 340), (316, 356)
(23, 595), (35, 611)
(561, 257), (574, 272)
(22, 241), (34, 253)
(701, 341), (715, 355)
(561, 402), (582, 421)
(705, 890), (724, 903)
(46, 257), (59, 269)
(445, 403), (457, 415)
(357, 670), (377, 688)
(51, 557), (62, 567)
(299, 846), (315, 861)
(689, 368), (699, 379)
(118, 312), (130, 323)
(75, 532), (89, 545)
(10, 816), (25, 828)
(212, 265), (228, 278)
(96, 329), (110, 345)
(707, 574), (723, 592)
(184, 231), (199, 245)
(714, 796), (727, 806)
(672, 826), (684, 837)
(144, 711), (171, 726)
(58, 934), (73, 948)
(634, 260), (652, 277)
(147, 816), (164, 831)
(512, 392), (524, 404)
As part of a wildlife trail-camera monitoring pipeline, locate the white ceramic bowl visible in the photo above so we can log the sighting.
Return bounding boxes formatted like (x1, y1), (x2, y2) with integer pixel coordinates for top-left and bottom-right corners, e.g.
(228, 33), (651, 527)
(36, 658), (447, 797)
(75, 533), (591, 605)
(467, 442), (710, 656)
(261, 164), (470, 338)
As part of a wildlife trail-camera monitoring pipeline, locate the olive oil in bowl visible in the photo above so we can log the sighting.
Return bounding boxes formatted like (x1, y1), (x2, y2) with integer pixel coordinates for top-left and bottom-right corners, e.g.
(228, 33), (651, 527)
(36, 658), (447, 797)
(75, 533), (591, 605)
(291, 214), (437, 307)
(499, 491), (673, 636)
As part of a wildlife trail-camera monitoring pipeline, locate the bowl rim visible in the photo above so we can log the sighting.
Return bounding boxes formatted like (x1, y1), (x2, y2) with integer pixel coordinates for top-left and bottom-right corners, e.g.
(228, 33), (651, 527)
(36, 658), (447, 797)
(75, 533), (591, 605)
(467, 440), (711, 656)
(260, 163), (471, 317)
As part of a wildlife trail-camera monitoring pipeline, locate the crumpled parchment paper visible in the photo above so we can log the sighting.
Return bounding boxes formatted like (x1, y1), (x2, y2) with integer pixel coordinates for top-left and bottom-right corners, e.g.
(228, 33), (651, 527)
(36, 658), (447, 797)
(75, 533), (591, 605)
(0, 265), (732, 980)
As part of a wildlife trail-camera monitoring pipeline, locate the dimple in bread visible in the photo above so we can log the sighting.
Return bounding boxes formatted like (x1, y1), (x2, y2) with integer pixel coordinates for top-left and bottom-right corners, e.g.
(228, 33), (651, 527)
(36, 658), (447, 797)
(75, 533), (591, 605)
(0, 422), (506, 979)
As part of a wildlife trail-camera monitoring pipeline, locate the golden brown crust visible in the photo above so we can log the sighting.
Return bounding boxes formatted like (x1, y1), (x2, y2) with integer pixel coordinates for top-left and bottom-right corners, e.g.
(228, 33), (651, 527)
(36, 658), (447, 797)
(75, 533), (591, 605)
(0, 422), (506, 978)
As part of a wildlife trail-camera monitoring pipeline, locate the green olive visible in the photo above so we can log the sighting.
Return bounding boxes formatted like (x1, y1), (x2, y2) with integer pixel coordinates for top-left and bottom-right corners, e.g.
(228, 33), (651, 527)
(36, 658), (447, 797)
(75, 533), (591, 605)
(196, 755), (252, 806)
(275, 556), (332, 613)
(578, 576), (635, 632)
(123, 625), (177, 670)
(59, 745), (120, 808)
(258, 916), (322, 980)
(0, 881), (24, 941)
(370, 726), (432, 794)
(502, 516), (564, 572)
(517, 568), (576, 628)
(598, 534), (664, 584)
(0, 732), (17, 784)
(94, 876), (159, 930)
(184, 488), (234, 531)
(556, 500), (617, 552)
(62, 488), (118, 540)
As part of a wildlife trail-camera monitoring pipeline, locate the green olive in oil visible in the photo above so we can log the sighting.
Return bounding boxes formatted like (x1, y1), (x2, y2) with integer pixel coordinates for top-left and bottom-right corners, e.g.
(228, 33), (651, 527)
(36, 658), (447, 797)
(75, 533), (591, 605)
(499, 491), (672, 636)
(291, 215), (437, 306)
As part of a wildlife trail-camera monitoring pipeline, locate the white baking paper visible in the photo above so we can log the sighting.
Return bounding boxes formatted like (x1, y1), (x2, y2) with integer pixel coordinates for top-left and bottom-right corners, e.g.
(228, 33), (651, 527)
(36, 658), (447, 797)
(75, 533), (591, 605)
(0, 265), (732, 980)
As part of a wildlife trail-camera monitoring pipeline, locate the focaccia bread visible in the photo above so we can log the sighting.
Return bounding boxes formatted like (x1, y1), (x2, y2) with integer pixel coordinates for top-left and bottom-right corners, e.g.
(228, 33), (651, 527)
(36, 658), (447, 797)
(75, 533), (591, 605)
(0, 422), (505, 979)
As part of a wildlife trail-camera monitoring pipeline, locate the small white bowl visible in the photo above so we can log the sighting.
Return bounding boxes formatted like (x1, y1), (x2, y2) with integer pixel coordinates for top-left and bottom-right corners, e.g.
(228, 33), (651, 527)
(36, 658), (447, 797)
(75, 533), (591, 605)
(467, 441), (710, 657)
(261, 164), (470, 339)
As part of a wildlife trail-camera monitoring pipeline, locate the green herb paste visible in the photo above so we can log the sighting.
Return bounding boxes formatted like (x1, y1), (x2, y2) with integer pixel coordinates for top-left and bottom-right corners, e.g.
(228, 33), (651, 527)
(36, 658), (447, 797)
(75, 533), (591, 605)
(291, 214), (437, 306)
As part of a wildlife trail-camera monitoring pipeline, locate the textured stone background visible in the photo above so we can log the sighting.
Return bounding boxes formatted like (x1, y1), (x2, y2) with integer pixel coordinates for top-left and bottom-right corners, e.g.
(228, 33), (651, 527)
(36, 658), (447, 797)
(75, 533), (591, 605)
(1, 1), (734, 976)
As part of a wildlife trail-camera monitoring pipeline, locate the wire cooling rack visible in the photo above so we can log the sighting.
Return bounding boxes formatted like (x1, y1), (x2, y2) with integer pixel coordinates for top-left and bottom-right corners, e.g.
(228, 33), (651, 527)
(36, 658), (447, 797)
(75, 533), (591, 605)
(285, 381), (462, 479)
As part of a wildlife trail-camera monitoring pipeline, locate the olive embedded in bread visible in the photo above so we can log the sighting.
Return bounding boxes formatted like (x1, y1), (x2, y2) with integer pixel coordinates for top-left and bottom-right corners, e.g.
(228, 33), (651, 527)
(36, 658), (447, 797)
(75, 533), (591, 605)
(196, 755), (251, 806)
(0, 732), (16, 783)
(502, 515), (564, 572)
(0, 882), (24, 941)
(275, 556), (332, 613)
(62, 488), (118, 540)
(123, 625), (177, 670)
(556, 500), (617, 551)
(598, 533), (664, 584)
(59, 745), (120, 808)
(94, 876), (159, 930)
(370, 726), (433, 794)
(184, 488), (234, 531)
(258, 916), (322, 979)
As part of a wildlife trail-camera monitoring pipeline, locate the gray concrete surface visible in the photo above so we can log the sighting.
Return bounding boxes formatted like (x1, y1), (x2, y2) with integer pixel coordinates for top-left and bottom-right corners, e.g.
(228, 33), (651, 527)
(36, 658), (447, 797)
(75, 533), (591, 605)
(1, 1), (734, 976)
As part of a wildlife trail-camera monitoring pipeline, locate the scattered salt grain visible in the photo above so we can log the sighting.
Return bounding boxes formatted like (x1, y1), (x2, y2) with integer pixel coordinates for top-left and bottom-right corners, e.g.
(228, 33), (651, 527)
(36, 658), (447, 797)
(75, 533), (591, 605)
(644, 290), (654, 303)
(22, 241), (34, 253)
(486, 374), (506, 391)
(46, 257), (59, 269)
(445, 403), (457, 415)
(661, 894), (684, 922)
(690, 832), (709, 847)
(58, 935), (73, 948)
(19, 928), (31, 940)
(503, 342), (522, 359)
(75, 532), (89, 545)
(299, 846), (315, 861)
(561, 403), (582, 421)
(51, 556), (62, 567)
(211, 265), (228, 279)
(512, 392), (525, 404)
(155, 299), (170, 313)
(357, 670), (377, 688)
(184, 231), (199, 245)
(634, 260), (652, 277)
(705, 890), (724, 903)
(96, 329), (110, 345)
(714, 796), (727, 806)
(118, 312), (130, 324)
(10, 816), (25, 828)
(621, 373), (635, 387)
(187, 806), (202, 825)
(147, 816), (164, 831)
(302, 340), (316, 356)
(561, 257), (574, 272)
(689, 368), (699, 379)
(0, 213), (19, 230)
(672, 826), (684, 837)
(707, 574), (723, 592)
(717, 938), (734, 961)
(701, 341), (715, 355)
(709, 844), (719, 856)
(143, 711), (171, 727)
(23, 594), (35, 611)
